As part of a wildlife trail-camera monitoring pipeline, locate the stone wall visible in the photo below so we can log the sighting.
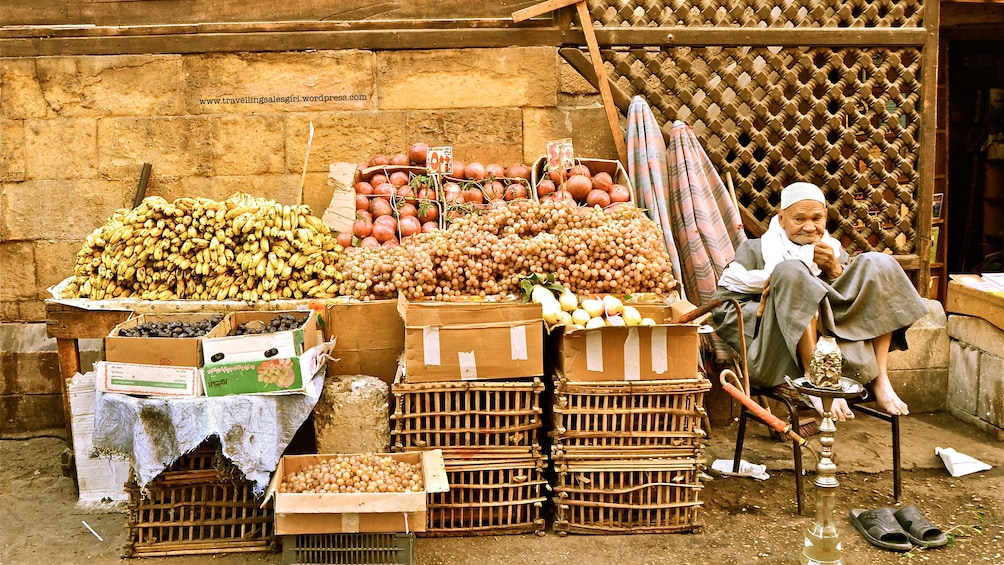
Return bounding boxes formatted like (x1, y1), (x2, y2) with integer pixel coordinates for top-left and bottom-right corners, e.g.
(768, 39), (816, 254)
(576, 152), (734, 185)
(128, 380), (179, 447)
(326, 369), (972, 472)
(947, 315), (1004, 440)
(0, 47), (613, 322)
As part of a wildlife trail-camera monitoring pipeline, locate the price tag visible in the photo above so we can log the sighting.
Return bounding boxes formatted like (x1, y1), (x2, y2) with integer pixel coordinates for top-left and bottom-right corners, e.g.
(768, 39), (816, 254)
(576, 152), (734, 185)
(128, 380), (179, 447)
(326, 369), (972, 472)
(545, 138), (574, 174)
(427, 146), (454, 175)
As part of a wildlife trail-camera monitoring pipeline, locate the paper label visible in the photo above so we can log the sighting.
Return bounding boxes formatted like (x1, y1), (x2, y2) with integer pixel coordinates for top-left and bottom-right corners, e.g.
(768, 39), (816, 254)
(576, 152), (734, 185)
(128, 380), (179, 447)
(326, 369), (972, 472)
(341, 513), (360, 533)
(423, 327), (441, 366)
(652, 326), (668, 374)
(586, 331), (604, 372)
(510, 325), (528, 360)
(427, 146), (454, 175)
(545, 138), (574, 173)
(458, 351), (478, 381)
(624, 328), (640, 381)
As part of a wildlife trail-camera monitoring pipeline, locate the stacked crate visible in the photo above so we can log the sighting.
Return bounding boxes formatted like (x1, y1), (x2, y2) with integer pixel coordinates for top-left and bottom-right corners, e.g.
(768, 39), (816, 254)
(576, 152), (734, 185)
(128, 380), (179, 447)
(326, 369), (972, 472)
(391, 372), (548, 536)
(124, 438), (274, 557)
(549, 375), (710, 534)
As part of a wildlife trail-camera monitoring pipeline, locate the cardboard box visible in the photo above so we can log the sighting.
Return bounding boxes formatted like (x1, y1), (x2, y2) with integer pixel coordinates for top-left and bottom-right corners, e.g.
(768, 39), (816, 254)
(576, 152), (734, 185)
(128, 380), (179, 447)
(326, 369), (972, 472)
(947, 275), (1004, 332)
(201, 311), (331, 396)
(556, 305), (699, 382)
(325, 299), (404, 385)
(95, 360), (205, 397)
(398, 296), (544, 382)
(531, 156), (635, 203)
(265, 450), (450, 535)
(104, 312), (223, 367)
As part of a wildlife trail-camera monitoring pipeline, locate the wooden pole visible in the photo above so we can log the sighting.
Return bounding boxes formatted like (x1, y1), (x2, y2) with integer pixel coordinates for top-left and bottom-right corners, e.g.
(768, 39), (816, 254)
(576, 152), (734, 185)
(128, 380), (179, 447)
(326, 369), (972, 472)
(514, 0), (628, 165)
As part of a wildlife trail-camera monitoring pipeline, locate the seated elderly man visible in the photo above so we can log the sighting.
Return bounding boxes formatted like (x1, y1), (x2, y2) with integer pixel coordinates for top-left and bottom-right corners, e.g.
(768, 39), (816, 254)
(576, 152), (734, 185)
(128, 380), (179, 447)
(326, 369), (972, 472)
(712, 182), (928, 421)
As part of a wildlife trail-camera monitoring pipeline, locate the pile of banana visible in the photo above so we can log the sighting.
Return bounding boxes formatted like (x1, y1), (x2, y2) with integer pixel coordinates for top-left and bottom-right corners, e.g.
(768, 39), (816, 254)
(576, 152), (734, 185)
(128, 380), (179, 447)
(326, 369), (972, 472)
(61, 192), (343, 302)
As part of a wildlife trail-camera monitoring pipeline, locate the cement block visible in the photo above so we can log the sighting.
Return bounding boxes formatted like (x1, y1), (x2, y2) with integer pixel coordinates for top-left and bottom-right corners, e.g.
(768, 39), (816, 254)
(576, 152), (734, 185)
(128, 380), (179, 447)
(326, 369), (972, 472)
(313, 375), (390, 454)
(522, 106), (619, 164)
(0, 393), (64, 433)
(1, 179), (133, 240)
(185, 51), (374, 115)
(406, 109), (523, 166)
(888, 367), (948, 413)
(17, 301), (46, 323)
(33, 55), (186, 118)
(1, 119), (26, 182)
(978, 352), (1004, 428)
(888, 298), (949, 371)
(376, 47), (557, 110)
(33, 240), (82, 293)
(24, 118), (97, 180)
(948, 314), (1004, 358)
(560, 59), (598, 96)
(98, 116), (213, 179)
(0, 322), (56, 395)
(0, 59), (50, 119)
(209, 115), (286, 175)
(0, 242), (37, 301)
(284, 111), (411, 172)
(948, 340), (980, 416)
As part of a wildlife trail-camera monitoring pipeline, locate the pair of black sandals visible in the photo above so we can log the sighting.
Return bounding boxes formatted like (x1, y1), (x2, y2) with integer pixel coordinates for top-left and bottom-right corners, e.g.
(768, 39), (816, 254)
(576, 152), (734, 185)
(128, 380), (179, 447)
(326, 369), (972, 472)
(848, 506), (949, 551)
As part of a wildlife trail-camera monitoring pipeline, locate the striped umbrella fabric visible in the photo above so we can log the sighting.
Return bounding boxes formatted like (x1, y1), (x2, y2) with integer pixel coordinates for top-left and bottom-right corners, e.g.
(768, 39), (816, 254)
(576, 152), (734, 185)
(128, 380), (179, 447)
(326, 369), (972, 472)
(665, 120), (747, 307)
(626, 96), (686, 297)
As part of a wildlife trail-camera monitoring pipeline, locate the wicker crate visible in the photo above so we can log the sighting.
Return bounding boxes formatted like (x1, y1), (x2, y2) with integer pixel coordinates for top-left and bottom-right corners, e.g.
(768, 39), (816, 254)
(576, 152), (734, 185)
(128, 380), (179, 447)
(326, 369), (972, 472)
(422, 456), (547, 537)
(552, 457), (704, 535)
(124, 440), (274, 557)
(281, 533), (414, 565)
(391, 372), (545, 457)
(551, 376), (710, 457)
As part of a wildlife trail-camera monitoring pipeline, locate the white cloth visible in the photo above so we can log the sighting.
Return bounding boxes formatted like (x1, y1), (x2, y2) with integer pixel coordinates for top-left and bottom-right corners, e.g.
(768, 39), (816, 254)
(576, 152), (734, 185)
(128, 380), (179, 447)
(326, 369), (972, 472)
(92, 373), (324, 495)
(718, 215), (842, 294)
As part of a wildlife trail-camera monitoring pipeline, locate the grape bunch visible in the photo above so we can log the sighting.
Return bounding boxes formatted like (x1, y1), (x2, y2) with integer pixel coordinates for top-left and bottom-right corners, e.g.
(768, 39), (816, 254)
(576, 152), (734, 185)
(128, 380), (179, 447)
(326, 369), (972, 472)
(279, 454), (425, 494)
(228, 313), (306, 336)
(118, 315), (224, 338)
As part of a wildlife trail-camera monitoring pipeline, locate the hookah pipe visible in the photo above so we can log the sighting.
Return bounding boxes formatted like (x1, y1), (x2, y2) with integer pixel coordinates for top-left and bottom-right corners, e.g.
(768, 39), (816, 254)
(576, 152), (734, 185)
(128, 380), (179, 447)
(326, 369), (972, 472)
(719, 369), (820, 463)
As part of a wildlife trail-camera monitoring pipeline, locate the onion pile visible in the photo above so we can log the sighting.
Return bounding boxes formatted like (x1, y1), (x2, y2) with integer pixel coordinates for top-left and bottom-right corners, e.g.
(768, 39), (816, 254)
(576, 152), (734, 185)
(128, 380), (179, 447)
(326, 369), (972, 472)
(278, 454), (424, 494)
(336, 200), (677, 301)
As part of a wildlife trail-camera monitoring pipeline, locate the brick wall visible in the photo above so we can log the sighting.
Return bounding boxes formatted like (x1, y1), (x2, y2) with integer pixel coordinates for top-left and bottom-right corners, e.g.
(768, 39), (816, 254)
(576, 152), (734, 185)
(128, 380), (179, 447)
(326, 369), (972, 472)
(0, 47), (615, 322)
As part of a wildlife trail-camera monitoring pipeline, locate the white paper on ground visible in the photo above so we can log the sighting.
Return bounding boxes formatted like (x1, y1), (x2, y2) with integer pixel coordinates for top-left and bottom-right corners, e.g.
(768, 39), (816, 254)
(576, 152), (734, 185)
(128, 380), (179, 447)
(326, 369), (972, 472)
(935, 446), (993, 477)
(711, 458), (770, 480)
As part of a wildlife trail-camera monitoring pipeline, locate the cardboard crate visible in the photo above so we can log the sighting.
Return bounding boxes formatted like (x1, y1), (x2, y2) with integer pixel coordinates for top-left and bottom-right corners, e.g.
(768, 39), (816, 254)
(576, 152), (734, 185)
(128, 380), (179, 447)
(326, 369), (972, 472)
(99, 312), (224, 397)
(125, 439), (274, 557)
(530, 156), (634, 203)
(554, 305), (699, 382)
(550, 376), (710, 458)
(202, 311), (332, 396)
(391, 366), (544, 457)
(266, 451), (449, 535)
(552, 457), (704, 535)
(281, 533), (414, 565)
(398, 296), (544, 382)
(326, 299), (405, 385)
(421, 456), (547, 537)
(946, 275), (1004, 332)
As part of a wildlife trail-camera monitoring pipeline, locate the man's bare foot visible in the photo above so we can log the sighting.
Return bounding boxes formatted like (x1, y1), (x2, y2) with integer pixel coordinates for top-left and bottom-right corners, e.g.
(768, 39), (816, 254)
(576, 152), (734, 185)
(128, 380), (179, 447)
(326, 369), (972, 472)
(871, 376), (910, 416)
(808, 396), (855, 422)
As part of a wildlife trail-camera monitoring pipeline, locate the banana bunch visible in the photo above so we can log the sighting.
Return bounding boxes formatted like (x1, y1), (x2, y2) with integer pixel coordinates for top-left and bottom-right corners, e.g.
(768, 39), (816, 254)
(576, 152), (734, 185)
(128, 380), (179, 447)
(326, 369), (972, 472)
(62, 192), (343, 302)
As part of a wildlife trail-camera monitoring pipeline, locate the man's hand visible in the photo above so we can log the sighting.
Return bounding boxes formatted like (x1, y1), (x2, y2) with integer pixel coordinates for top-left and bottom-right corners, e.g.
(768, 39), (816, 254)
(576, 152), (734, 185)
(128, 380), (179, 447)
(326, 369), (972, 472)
(756, 275), (771, 318)
(813, 242), (843, 279)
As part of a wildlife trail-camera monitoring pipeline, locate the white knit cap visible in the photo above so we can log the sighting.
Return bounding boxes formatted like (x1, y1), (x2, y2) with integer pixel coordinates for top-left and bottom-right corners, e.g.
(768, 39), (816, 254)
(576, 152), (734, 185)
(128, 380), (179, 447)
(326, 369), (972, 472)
(780, 182), (826, 209)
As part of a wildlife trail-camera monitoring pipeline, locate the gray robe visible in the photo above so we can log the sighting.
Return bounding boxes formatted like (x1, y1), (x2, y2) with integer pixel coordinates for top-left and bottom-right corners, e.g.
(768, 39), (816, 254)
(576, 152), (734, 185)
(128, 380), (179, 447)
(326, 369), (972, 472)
(712, 239), (929, 388)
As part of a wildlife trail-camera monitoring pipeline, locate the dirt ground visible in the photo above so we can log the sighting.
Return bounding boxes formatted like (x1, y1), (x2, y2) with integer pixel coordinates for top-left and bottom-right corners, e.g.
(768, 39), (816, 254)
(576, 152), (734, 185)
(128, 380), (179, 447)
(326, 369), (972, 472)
(2, 412), (1002, 565)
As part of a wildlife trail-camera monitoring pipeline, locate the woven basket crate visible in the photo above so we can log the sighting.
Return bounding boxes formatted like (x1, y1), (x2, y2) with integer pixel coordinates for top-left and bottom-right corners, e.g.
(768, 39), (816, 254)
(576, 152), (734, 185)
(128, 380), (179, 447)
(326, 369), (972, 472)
(391, 373), (545, 457)
(552, 457), (704, 535)
(124, 440), (274, 557)
(281, 533), (414, 565)
(421, 456), (548, 537)
(551, 376), (710, 458)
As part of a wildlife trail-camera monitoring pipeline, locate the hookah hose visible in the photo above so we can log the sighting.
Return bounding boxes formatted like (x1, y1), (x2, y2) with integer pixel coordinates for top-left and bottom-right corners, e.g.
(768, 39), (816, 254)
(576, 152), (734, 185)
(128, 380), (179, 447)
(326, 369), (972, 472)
(719, 369), (820, 462)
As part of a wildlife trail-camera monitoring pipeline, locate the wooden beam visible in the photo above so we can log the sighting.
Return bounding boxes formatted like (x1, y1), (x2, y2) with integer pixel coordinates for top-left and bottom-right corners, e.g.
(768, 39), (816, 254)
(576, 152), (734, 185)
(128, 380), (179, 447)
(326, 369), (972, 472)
(585, 27), (930, 47)
(574, 1), (627, 165)
(914, 0), (942, 298)
(512, 0), (578, 23)
(558, 47), (633, 113)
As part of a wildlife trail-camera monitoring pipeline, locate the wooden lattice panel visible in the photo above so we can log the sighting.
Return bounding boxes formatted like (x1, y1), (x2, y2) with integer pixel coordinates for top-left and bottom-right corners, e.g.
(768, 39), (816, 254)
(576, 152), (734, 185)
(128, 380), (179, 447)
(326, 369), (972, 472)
(589, 0), (924, 28)
(602, 45), (924, 254)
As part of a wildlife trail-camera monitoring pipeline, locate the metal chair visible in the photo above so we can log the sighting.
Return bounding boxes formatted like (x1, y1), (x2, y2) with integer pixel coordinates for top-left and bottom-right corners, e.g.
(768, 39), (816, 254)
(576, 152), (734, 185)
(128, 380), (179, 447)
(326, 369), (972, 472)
(715, 298), (902, 514)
